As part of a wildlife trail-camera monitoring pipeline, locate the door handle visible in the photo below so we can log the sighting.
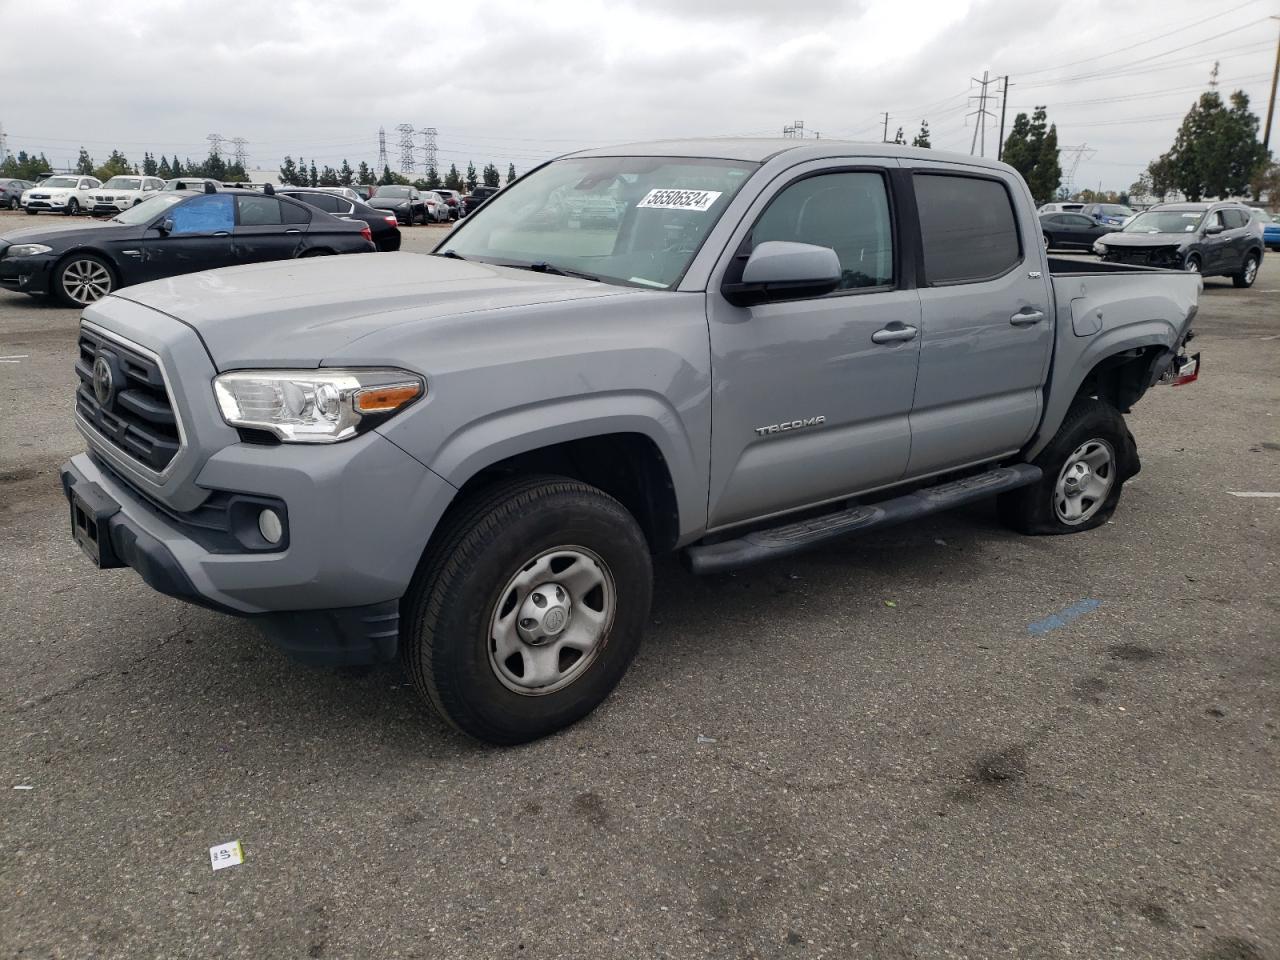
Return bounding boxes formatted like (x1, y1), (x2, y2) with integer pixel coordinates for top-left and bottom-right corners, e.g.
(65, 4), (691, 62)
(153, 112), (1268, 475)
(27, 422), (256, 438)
(285, 229), (302, 234)
(1010, 310), (1045, 326)
(871, 324), (918, 344)
(213, 231), (230, 237)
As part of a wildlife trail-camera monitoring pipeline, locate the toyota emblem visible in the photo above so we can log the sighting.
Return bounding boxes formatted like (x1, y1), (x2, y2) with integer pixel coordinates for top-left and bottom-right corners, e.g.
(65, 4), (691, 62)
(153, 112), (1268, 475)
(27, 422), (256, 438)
(92, 356), (114, 407)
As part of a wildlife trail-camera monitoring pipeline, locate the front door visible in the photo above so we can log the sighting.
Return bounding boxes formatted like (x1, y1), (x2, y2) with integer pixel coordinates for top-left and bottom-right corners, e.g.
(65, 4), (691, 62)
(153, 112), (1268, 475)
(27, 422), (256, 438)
(1201, 210), (1232, 274)
(706, 163), (921, 528)
(902, 165), (1054, 477)
(233, 195), (304, 265)
(135, 193), (236, 283)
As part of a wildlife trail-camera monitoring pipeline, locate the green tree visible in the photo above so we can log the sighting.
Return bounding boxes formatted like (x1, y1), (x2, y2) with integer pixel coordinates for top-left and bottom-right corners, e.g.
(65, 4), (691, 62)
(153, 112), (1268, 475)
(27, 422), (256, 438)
(1001, 106), (1060, 205)
(444, 163), (462, 192)
(224, 161), (247, 182)
(1, 150), (53, 180)
(279, 156), (300, 186)
(424, 164), (441, 189)
(74, 147), (95, 175)
(482, 162), (500, 187)
(142, 152), (158, 176)
(157, 155), (172, 179)
(465, 161), (478, 192)
(1250, 160), (1279, 203)
(912, 121), (931, 149)
(338, 159), (355, 186)
(1154, 88), (1267, 201)
(171, 155), (184, 177)
(319, 165), (339, 187)
(201, 152), (228, 181)
(94, 150), (132, 181)
(308, 161), (319, 187)
(356, 161), (376, 185)
(507, 163), (517, 184)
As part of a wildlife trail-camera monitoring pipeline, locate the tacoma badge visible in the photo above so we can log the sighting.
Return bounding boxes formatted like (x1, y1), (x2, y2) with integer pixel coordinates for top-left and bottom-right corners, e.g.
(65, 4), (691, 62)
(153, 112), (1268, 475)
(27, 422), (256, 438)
(754, 416), (826, 437)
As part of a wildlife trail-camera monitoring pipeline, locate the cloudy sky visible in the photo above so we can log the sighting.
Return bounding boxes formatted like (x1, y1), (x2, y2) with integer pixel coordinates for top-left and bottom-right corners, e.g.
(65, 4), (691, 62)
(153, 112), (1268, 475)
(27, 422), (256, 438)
(1, 0), (1275, 192)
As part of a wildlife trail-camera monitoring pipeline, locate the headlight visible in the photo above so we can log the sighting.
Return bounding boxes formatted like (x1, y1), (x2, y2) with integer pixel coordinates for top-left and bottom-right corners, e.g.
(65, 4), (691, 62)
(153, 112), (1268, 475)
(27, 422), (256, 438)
(1092, 240), (1105, 254)
(6, 243), (53, 257)
(213, 368), (424, 443)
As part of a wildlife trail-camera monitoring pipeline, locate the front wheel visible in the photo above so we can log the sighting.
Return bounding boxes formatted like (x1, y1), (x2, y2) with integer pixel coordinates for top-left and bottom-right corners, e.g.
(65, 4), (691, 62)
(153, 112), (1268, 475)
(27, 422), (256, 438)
(6, 197), (16, 210)
(65, 199), (79, 216)
(1183, 254), (1201, 274)
(1233, 252), (1259, 288)
(998, 398), (1137, 535)
(53, 254), (115, 307)
(402, 476), (653, 745)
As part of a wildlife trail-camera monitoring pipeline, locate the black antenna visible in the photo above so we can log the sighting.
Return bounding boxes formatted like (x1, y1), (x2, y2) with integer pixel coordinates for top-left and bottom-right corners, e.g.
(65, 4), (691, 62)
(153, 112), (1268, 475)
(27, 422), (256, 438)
(203, 181), (217, 194)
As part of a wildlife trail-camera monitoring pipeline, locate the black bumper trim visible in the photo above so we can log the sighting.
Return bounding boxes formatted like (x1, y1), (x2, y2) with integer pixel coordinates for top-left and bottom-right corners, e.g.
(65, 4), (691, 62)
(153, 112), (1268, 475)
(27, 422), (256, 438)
(60, 459), (401, 667)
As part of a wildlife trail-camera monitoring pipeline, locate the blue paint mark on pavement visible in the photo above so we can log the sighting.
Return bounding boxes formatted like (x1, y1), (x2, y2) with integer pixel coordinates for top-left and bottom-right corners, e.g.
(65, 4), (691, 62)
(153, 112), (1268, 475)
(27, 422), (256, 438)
(1028, 599), (1101, 635)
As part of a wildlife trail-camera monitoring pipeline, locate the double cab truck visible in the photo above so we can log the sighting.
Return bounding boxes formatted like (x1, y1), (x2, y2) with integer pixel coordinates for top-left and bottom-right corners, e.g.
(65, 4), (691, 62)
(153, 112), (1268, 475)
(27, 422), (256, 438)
(60, 141), (1201, 744)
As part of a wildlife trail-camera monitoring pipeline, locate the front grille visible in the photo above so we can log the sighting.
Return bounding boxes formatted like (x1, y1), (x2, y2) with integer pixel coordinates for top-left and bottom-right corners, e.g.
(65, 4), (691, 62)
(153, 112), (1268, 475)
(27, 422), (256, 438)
(1106, 246), (1179, 267)
(75, 326), (182, 473)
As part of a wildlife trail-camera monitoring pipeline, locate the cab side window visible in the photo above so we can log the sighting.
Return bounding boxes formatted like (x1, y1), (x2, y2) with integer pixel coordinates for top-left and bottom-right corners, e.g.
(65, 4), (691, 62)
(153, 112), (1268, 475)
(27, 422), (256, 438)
(915, 174), (1021, 284)
(169, 194), (234, 234)
(751, 171), (894, 290)
(1222, 209), (1248, 229)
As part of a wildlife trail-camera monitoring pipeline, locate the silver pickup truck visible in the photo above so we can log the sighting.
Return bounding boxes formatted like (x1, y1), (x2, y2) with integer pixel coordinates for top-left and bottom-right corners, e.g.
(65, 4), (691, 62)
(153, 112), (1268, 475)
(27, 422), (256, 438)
(60, 141), (1201, 743)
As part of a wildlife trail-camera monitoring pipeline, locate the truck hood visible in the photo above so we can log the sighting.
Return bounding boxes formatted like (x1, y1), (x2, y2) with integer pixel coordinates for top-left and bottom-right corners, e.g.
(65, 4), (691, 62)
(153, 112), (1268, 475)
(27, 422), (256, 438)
(109, 252), (639, 369)
(1101, 231), (1190, 248)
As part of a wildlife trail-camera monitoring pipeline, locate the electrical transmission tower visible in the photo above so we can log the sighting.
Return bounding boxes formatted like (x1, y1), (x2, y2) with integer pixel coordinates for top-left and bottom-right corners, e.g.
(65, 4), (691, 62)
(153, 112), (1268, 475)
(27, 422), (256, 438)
(396, 124), (415, 174)
(968, 71), (996, 157)
(421, 127), (437, 173)
(206, 133), (224, 158)
(230, 137), (248, 170)
(377, 127), (389, 172)
(1059, 143), (1096, 196)
(782, 120), (805, 138)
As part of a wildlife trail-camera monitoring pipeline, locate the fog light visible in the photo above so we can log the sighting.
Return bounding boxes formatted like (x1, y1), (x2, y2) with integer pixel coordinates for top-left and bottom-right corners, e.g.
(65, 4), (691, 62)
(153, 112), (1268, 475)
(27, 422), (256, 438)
(258, 508), (283, 544)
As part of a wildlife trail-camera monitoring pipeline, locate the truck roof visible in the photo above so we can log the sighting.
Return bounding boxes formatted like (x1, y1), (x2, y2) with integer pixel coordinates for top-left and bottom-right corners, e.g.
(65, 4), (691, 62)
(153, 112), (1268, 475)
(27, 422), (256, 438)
(566, 138), (1012, 172)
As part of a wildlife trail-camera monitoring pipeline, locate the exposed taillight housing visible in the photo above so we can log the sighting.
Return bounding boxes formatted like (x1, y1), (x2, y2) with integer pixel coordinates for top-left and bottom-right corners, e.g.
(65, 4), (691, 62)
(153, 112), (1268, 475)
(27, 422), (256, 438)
(384, 215), (398, 227)
(360, 225), (373, 243)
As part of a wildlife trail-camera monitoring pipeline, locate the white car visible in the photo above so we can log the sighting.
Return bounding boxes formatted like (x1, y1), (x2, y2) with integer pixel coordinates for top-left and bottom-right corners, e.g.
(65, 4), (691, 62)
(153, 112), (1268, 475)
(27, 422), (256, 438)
(422, 190), (451, 223)
(21, 175), (101, 215)
(162, 177), (222, 192)
(87, 175), (166, 215)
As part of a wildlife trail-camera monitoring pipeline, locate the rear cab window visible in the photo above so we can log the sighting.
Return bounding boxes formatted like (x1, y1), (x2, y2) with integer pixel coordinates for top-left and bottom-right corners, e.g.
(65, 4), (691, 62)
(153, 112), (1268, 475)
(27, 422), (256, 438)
(914, 173), (1021, 284)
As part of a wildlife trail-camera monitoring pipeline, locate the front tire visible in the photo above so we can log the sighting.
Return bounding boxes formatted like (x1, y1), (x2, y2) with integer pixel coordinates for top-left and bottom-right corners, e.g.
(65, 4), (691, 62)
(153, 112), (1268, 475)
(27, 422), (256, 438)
(1042, 233), (1052, 250)
(53, 254), (115, 307)
(1233, 252), (1259, 288)
(1184, 254), (1201, 274)
(65, 199), (79, 216)
(402, 476), (653, 745)
(998, 398), (1137, 535)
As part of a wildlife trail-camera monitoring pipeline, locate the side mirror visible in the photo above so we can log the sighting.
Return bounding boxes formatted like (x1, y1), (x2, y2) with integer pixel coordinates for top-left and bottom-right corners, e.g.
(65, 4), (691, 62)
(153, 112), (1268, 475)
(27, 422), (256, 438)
(723, 241), (842, 307)
(1203, 223), (1225, 235)
(156, 218), (174, 234)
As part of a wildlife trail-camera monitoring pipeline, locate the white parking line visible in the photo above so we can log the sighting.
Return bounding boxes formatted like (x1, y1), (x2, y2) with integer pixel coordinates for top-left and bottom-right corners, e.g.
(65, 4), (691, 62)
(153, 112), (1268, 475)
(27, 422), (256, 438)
(0, 355), (29, 363)
(1227, 491), (1280, 498)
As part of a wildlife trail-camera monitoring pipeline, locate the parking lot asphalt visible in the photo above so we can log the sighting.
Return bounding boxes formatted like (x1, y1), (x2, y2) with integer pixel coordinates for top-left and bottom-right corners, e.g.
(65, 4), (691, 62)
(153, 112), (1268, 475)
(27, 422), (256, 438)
(1, 208), (1277, 960)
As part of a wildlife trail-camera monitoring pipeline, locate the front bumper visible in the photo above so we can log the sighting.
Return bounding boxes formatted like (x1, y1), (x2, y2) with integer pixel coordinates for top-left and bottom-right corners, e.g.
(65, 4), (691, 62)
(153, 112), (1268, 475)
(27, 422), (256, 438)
(60, 430), (457, 666)
(0, 254), (54, 294)
(24, 198), (71, 211)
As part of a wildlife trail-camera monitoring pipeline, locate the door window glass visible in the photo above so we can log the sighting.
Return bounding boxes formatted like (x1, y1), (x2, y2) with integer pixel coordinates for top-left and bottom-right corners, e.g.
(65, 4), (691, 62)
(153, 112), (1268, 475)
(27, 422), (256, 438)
(1064, 214), (1095, 227)
(236, 195), (283, 226)
(915, 174), (1021, 284)
(292, 193), (339, 212)
(1221, 209), (1248, 229)
(280, 198), (312, 223)
(751, 171), (893, 289)
(169, 194), (234, 234)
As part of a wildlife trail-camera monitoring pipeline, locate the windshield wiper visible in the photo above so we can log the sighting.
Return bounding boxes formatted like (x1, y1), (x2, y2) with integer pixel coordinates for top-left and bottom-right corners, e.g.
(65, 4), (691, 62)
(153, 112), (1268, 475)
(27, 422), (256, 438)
(435, 249), (466, 260)
(523, 261), (600, 282)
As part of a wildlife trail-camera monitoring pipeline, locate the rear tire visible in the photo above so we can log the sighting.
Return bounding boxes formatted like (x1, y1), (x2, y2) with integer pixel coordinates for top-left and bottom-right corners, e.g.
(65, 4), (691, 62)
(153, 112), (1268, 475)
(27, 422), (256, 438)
(1042, 233), (1052, 250)
(402, 475), (653, 745)
(998, 398), (1137, 535)
(1233, 252), (1259, 288)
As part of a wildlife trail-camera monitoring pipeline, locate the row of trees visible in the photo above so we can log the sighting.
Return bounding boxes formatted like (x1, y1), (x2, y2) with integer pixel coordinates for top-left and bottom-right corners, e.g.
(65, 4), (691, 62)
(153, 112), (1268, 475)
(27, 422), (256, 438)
(277, 156), (518, 193)
(1134, 77), (1273, 202)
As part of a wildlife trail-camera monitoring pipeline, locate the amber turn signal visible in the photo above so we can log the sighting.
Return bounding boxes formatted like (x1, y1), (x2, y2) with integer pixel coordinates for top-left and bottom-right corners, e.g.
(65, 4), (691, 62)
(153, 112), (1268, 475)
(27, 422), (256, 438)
(354, 382), (423, 414)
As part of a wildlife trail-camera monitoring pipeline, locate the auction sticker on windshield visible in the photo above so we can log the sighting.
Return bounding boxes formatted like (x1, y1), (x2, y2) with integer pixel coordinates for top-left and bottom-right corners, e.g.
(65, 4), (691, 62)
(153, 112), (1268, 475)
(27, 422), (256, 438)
(636, 189), (723, 211)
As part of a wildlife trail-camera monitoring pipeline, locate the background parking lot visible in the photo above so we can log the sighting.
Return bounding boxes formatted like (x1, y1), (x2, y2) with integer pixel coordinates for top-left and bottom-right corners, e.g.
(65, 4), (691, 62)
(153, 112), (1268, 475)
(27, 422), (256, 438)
(1, 208), (1277, 959)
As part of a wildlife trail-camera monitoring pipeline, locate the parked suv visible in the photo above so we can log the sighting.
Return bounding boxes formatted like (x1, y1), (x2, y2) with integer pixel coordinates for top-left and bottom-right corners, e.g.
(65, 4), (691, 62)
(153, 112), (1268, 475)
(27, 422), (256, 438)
(1093, 201), (1263, 287)
(1080, 202), (1135, 227)
(22, 175), (101, 215)
(1, 178), (34, 210)
(87, 175), (166, 214)
(60, 141), (1201, 744)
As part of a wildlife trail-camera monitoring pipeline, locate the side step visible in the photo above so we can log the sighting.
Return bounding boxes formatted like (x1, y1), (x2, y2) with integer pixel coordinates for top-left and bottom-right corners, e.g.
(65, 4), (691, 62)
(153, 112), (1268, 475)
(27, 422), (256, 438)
(685, 464), (1042, 575)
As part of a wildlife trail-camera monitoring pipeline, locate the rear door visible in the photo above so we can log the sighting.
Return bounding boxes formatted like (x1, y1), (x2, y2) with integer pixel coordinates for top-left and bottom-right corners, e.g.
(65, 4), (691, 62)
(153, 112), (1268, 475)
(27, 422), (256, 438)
(902, 164), (1053, 477)
(134, 193), (236, 282)
(233, 195), (305, 264)
(706, 160), (921, 527)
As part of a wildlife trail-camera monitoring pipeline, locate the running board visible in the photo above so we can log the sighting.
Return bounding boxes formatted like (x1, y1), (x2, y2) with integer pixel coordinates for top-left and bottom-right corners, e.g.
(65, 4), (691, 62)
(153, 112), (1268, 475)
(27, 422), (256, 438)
(686, 464), (1042, 575)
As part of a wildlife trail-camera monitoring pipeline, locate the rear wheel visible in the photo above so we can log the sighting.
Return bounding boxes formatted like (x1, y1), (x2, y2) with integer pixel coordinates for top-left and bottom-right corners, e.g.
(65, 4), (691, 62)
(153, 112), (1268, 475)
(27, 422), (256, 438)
(6, 197), (16, 210)
(1233, 252), (1259, 288)
(998, 398), (1137, 535)
(54, 254), (115, 307)
(1042, 233), (1052, 250)
(402, 475), (652, 745)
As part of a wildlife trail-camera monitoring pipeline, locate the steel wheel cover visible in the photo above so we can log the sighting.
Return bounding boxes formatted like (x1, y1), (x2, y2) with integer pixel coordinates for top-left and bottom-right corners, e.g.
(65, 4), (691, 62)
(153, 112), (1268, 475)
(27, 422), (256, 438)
(1054, 439), (1115, 525)
(488, 545), (616, 696)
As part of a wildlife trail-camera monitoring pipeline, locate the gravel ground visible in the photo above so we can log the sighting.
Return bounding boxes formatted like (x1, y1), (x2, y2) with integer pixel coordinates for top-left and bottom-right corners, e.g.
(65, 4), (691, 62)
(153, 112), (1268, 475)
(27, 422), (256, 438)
(1, 207), (1277, 959)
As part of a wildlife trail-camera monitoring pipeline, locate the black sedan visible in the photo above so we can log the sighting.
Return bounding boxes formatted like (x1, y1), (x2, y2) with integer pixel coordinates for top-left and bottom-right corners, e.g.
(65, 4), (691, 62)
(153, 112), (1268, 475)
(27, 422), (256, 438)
(461, 185), (501, 217)
(276, 188), (402, 251)
(0, 187), (374, 307)
(1039, 211), (1115, 251)
(367, 185), (426, 225)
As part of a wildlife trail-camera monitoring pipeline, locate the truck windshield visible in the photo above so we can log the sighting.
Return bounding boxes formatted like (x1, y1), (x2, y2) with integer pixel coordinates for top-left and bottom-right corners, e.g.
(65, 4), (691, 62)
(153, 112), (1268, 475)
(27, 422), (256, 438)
(438, 156), (758, 289)
(1123, 210), (1204, 234)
